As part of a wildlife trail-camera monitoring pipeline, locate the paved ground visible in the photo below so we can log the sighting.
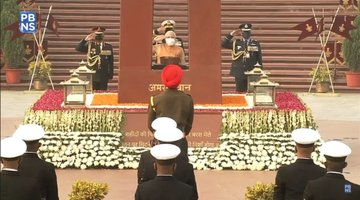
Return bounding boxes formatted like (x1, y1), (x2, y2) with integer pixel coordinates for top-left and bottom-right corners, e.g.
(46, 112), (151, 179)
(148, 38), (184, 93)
(1, 90), (359, 200)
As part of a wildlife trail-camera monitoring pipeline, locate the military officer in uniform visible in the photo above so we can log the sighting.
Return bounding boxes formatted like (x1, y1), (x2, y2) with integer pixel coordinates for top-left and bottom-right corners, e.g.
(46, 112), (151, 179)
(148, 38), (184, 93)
(138, 118), (198, 199)
(274, 128), (326, 200)
(76, 26), (114, 90)
(13, 124), (59, 200)
(304, 140), (360, 200)
(148, 64), (194, 156)
(221, 23), (262, 92)
(1, 137), (42, 200)
(153, 19), (183, 48)
(135, 144), (193, 200)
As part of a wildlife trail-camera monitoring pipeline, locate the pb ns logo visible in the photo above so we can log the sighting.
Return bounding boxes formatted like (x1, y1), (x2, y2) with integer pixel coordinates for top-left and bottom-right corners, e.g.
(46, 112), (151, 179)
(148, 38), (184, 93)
(19, 11), (37, 33)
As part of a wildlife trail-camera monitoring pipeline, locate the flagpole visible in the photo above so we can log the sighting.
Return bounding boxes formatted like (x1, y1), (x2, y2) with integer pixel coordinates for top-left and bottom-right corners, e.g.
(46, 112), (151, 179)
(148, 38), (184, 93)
(308, 8), (324, 93)
(42, 5), (55, 89)
(323, 6), (340, 93)
(41, 5), (52, 45)
(28, 32), (45, 91)
(28, 37), (41, 91)
(28, 5), (55, 91)
(308, 7), (339, 93)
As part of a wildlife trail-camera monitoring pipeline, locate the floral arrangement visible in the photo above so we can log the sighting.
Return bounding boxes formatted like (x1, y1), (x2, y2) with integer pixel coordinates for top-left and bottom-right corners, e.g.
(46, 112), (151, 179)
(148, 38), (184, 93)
(29, 90), (305, 111)
(25, 90), (314, 134)
(38, 132), (142, 169)
(25, 108), (125, 132)
(188, 132), (324, 170)
(38, 131), (324, 170)
(244, 182), (275, 200)
(68, 180), (108, 200)
(26, 90), (322, 170)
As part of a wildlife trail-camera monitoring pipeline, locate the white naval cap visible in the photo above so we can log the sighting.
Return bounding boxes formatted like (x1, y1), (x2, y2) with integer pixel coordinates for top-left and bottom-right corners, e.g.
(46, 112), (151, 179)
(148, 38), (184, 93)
(150, 144), (180, 160)
(161, 20), (176, 27)
(0, 137), (26, 158)
(154, 127), (183, 142)
(151, 117), (177, 131)
(13, 124), (45, 141)
(291, 128), (320, 145)
(320, 140), (351, 161)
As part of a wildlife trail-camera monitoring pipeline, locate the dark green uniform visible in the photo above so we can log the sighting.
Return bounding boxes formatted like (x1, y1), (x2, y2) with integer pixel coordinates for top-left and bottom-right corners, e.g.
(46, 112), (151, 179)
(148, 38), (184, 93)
(148, 88), (194, 155)
(76, 39), (114, 90)
(221, 34), (262, 92)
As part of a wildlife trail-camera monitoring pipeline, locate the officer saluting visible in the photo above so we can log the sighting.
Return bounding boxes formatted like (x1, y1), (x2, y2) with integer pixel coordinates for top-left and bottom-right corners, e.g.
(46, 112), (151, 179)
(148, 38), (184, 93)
(221, 23), (262, 92)
(304, 140), (360, 200)
(76, 26), (114, 90)
(153, 20), (184, 48)
(1, 137), (42, 200)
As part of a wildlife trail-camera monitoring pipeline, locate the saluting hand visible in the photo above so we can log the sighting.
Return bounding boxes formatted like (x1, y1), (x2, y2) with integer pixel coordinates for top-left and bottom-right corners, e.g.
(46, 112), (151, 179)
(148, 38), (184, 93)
(230, 29), (242, 36)
(156, 26), (166, 34)
(153, 35), (166, 43)
(85, 33), (95, 41)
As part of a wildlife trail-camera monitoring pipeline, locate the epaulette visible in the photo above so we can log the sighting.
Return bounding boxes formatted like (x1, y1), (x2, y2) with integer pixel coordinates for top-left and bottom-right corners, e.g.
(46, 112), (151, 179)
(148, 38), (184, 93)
(150, 96), (156, 112)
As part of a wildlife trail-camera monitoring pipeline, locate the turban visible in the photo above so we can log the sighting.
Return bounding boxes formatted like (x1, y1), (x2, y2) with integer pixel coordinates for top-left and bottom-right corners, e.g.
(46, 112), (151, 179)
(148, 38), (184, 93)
(161, 64), (183, 88)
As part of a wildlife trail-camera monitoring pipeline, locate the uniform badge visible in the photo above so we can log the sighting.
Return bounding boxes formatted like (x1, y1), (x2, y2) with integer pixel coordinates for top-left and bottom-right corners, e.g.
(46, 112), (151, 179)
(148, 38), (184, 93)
(344, 184), (351, 193)
(100, 50), (112, 56)
(91, 48), (97, 55)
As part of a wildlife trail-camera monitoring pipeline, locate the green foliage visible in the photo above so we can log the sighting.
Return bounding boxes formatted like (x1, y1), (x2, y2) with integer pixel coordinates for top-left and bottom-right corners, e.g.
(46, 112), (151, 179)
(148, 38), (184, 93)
(28, 61), (52, 80)
(0, 0), (25, 67)
(68, 180), (109, 200)
(309, 65), (333, 83)
(343, 15), (360, 72)
(0, 56), (4, 68)
(245, 182), (275, 200)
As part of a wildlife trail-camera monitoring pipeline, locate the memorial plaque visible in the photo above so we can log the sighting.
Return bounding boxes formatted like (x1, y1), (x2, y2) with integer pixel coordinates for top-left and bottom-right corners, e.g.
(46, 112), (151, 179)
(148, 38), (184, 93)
(122, 111), (221, 148)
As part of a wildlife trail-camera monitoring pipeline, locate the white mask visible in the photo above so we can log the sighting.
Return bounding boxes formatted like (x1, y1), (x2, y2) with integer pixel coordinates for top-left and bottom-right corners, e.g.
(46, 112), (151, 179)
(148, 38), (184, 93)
(165, 38), (176, 46)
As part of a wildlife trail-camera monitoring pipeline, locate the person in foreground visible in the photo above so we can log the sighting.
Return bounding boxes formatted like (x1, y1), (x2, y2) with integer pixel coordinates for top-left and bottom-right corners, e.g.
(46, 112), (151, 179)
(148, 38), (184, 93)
(273, 128), (326, 200)
(303, 140), (360, 200)
(137, 117), (198, 199)
(135, 144), (193, 200)
(13, 124), (59, 200)
(0, 137), (42, 200)
(148, 64), (194, 155)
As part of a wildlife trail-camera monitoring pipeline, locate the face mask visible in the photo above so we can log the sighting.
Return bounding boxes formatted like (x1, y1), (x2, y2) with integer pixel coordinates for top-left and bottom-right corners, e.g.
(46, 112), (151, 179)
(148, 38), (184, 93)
(165, 38), (176, 46)
(95, 35), (104, 41)
(242, 31), (251, 39)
